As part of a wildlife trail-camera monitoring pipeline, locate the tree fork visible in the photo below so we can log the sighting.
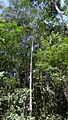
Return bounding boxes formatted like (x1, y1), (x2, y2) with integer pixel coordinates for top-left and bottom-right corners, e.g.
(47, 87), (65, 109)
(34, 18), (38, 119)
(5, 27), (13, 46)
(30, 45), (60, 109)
(51, 0), (64, 22)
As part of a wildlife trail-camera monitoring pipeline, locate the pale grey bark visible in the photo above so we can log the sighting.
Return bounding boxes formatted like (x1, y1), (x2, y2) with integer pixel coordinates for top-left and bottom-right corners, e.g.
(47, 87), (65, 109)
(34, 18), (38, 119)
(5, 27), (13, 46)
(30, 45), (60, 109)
(30, 40), (33, 119)
(51, 0), (68, 29)
(51, 0), (64, 22)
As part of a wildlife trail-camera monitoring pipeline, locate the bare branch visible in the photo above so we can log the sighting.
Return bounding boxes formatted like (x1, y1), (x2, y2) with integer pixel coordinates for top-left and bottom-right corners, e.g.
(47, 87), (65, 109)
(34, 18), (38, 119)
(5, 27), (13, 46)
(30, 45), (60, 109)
(51, 0), (64, 22)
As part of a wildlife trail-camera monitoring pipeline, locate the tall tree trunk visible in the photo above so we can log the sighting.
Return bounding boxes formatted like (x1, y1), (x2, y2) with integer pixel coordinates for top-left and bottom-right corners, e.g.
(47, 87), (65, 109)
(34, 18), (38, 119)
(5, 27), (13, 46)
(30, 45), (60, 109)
(30, 40), (33, 119)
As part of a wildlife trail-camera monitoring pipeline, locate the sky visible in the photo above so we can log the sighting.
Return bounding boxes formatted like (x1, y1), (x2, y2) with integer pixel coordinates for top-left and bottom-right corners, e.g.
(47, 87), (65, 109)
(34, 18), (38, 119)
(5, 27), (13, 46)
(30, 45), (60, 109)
(1, 0), (64, 7)
(1, 0), (9, 6)
(61, 0), (65, 7)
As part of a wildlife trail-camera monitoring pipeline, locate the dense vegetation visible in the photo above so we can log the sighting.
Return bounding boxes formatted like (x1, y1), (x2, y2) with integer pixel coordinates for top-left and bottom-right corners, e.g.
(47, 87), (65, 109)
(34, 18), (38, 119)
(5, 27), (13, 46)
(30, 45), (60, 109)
(0, 0), (68, 119)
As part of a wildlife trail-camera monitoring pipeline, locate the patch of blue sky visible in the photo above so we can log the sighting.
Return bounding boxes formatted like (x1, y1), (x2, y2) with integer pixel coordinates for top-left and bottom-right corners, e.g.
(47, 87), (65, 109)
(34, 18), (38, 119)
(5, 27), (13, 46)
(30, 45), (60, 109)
(1, 0), (65, 7)
(61, 0), (65, 7)
(1, 0), (9, 6)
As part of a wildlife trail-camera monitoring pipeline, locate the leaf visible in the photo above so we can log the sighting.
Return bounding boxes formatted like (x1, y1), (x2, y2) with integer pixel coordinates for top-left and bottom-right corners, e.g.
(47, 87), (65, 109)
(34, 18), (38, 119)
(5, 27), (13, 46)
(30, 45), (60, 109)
(0, 23), (5, 28)
(15, 27), (22, 33)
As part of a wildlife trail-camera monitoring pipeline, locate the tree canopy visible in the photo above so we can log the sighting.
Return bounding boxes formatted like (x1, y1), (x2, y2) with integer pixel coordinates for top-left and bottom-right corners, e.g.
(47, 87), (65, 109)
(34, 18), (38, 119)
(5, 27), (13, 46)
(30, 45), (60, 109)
(0, 0), (68, 120)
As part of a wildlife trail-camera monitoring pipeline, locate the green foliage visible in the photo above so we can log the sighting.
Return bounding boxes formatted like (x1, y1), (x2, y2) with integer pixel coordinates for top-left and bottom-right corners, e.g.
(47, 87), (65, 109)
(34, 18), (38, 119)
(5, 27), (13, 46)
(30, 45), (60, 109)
(0, 77), (29, 120)
(0, 0), (68, 119)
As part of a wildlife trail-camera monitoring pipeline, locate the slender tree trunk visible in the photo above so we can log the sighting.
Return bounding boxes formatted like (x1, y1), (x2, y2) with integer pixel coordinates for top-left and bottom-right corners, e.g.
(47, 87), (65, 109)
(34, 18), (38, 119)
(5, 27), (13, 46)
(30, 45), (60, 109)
(30, 40), (33, 119)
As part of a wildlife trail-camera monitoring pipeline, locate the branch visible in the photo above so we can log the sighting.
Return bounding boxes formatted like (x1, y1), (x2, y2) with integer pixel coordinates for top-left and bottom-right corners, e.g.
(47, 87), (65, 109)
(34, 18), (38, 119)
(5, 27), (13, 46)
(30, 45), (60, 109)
(51, 0), (64, 22)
